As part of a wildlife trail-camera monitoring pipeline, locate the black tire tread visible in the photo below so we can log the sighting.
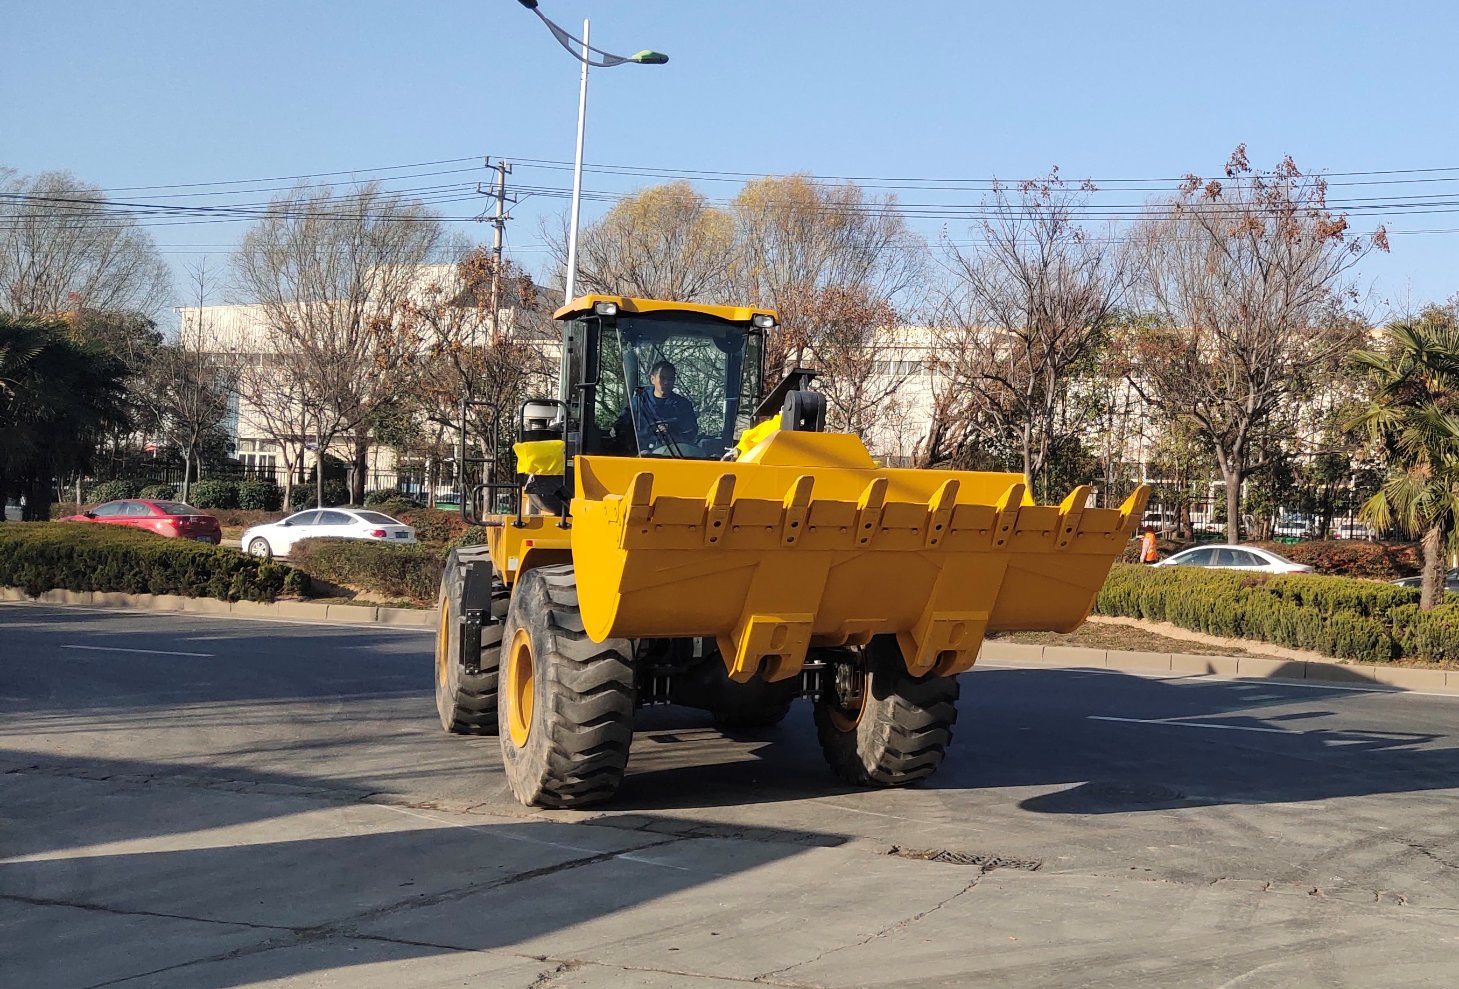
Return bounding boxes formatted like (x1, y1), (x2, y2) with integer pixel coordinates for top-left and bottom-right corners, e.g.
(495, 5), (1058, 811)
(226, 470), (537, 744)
(814, 637), (959, 787)
(499, 564), (635, 808)
(436, 550), (509, 735)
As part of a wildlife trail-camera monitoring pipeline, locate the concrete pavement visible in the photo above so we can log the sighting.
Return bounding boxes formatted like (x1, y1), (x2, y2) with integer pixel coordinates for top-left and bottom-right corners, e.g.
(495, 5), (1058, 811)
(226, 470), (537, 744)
(4, 602), (1459, 987)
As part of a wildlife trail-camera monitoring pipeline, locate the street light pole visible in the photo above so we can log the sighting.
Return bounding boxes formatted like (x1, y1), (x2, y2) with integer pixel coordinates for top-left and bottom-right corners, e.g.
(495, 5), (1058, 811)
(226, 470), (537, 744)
(563, 18), (590, 304)
(516, 1), (666, 305)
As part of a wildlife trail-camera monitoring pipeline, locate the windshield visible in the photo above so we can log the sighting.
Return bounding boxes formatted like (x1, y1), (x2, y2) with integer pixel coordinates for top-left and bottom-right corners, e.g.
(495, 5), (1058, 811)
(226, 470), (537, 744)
(595, 315), (761, 460)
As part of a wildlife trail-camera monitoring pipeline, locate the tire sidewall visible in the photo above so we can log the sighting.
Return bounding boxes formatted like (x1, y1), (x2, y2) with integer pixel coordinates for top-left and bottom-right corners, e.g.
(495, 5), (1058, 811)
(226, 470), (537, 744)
(434, 575), (465, 732)
(248, 538), (272, 559)
(497, 570), (551, 792)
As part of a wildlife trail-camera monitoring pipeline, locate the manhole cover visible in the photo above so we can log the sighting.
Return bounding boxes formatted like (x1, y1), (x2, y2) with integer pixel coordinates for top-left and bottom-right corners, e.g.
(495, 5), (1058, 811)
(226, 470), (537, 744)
(1081, 781), (1184, 804)
(888, 847), (1042, 872)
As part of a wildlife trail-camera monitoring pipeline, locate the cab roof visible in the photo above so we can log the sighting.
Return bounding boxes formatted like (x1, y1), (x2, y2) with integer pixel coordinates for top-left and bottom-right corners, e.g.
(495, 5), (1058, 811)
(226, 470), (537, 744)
(553, 294), (777, 325)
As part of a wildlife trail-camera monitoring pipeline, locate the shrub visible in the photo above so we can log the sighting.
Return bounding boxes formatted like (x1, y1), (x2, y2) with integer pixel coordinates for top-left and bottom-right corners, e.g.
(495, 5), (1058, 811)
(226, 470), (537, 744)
(237, 478), (284, 511)
(0, 523), (308, 601)
(365, 488), (424, 508)
(189, 479), (240, 510)
(1092, 564), (1451, 663)
(323, 479), (349, 507)
(1251, 540), (1420, 581)
(289, 537), (443, 605)
(288, 480), (350, 509)
(138, 483), (177, 500)
(86, 479), (140, 502)
(394, 505), (470, 545)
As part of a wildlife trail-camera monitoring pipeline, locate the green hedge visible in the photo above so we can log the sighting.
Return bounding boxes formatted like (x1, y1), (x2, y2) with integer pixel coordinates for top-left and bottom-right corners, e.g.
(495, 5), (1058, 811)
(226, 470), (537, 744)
(288, 537), (443, 605)
(86, 479), (140, 502)
(0, 523), (308, 601)
(189, 479), (240, 510)
(1096, 564), (1459, 664)
(238, 478), (283, 511)
(138, 483), (177, 500)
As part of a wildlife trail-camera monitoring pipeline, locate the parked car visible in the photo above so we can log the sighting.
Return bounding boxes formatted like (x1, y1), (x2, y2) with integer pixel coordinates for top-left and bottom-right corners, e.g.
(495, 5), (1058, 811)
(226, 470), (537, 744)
(1154, 543), (1313, 574)
(241, 508), (417, 559)
(1334, 521), (1377, 540)
(60, 499), (222, 545)
(1391, 569), (1459, 592)
(1273, 513), (1313, 539)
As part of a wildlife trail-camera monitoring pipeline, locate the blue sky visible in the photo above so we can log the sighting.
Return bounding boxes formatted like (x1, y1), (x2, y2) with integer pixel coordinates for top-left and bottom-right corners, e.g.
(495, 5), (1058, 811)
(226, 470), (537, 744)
(4, 1), (1458, 314)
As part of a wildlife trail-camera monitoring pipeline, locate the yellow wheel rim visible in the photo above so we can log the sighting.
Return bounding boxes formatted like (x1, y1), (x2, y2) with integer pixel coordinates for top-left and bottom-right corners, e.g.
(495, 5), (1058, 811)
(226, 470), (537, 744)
(435, 604), (451, 688)
(827, 675), (867, 733)
(505, 627), (535, 748)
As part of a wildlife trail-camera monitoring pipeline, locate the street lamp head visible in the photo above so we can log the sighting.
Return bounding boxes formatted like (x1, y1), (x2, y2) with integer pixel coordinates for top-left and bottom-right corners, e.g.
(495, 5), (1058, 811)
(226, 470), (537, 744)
(630, 50), (669, 65)
(515, 0), (539, 8)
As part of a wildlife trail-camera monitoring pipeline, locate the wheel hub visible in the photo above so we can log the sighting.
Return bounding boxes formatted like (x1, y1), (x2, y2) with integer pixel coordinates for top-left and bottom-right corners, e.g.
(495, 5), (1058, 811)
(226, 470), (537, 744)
(505, 627), (535, 747)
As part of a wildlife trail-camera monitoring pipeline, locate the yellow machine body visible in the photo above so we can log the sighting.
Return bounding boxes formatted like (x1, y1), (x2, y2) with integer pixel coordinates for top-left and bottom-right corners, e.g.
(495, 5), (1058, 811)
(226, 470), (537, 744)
(558, 428), (1148, 683)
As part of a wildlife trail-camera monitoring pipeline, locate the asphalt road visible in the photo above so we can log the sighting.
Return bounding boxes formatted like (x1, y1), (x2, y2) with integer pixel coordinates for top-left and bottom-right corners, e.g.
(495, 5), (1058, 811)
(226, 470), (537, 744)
(3, 602), (1458, 988)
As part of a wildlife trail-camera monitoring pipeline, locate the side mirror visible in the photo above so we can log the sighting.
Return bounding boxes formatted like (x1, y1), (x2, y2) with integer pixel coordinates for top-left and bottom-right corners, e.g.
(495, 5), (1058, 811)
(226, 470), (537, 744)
(83, 511), (97, 519)
(280, 520), (292, 527)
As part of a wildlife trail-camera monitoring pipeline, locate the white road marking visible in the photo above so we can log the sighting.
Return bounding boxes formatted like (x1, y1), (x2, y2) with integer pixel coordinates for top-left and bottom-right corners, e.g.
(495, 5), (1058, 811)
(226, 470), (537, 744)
(62, 644), (214, 658)
(1087, 715), (1292, 735)
(1, 600), (433, 634)
(977, 660), (1459, 701)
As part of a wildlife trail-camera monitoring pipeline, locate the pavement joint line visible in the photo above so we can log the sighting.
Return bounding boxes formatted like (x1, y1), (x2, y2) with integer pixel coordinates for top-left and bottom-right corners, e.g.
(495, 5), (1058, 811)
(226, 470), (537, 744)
(757, 875), (984, 981)
(62, 644), (215, 658)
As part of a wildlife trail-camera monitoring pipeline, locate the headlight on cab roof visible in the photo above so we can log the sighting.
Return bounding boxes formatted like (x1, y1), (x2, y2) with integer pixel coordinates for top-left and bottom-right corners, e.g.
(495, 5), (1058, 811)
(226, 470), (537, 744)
(593, 301), (619, 317)
(751, 313), (776, 328)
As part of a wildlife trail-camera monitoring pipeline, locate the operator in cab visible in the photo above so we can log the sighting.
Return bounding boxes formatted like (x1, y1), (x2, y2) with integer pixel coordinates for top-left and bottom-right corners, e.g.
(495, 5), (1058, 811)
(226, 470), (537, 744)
(628, 359), (698, 452)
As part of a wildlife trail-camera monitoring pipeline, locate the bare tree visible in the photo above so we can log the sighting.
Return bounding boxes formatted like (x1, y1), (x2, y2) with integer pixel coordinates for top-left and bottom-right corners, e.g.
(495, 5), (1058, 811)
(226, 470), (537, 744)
(0, 170), (172, 320)
(1128, 146), (1385, 541)
(147, 263), (235, 499)
(926, 172), (1130, 496)
(232, 183), (443, 504)
(730, 175), (927, 383)
(400, 249), (557, 494)
(550, 181), (735, 301)
(779, 285), (912, 446)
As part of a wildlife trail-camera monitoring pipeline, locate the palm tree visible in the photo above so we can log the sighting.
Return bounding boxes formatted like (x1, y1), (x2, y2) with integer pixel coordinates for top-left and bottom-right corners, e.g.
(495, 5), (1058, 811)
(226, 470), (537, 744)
(1347, 310), (1459, 610)
(0, 315), (131, 520)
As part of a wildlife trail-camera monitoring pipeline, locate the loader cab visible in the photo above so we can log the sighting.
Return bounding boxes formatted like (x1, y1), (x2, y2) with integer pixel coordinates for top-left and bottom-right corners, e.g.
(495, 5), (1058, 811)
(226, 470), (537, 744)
(553, 296), (774, 462)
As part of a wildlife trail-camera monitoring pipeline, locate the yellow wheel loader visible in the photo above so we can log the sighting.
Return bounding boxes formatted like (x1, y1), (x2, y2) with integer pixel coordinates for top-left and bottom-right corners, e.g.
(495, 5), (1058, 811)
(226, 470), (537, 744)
(435, 295), (1148, 808)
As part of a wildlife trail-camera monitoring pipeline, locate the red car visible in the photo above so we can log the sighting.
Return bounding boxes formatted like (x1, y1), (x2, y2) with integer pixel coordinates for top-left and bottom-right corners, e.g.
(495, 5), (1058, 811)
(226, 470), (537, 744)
(63, 499), (223, 545)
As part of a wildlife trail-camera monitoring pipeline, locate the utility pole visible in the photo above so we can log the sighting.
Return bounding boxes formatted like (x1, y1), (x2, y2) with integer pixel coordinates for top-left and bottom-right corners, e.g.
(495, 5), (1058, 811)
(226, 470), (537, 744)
(480, 157), (514, 340)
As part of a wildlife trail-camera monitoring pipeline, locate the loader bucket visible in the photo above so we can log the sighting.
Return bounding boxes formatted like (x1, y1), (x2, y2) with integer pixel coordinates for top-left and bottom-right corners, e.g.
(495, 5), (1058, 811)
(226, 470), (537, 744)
(570, 431), (1148, 682)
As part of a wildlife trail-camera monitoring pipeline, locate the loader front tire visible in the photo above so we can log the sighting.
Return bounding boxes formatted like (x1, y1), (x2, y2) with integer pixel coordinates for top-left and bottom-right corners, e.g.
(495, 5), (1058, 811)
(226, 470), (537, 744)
(497, 565), (635, 808)
(814, 636), (959, 787)
(435, 550), (507, 735)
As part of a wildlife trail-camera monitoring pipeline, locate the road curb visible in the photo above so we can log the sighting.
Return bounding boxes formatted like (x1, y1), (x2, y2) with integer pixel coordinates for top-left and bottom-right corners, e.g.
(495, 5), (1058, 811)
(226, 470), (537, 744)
(979, 640), (1458, 694)
(0, 585), (436, 627)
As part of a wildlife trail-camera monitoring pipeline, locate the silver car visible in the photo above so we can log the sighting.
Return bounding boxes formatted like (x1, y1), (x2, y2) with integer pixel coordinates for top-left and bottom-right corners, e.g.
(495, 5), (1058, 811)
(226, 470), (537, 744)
(1154, 544), (1313, 574)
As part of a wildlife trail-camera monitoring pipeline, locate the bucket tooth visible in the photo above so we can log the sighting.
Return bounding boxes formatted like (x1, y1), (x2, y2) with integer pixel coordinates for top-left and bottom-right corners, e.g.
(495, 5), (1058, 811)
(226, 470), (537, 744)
(704, 473), (735, 546)
(992, 481), (1025, 549)
(1055, 484), (1092, 550)
(781, 475), (813, 547)
(1118, 485), (1152, 532)
(855, 477), (888, 546)
(924, 478), (960, 548)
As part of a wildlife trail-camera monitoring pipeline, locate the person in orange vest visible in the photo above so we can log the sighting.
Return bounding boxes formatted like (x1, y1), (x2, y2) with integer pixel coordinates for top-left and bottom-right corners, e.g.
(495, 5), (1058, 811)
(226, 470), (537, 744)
(1140, 527), (1159, 564)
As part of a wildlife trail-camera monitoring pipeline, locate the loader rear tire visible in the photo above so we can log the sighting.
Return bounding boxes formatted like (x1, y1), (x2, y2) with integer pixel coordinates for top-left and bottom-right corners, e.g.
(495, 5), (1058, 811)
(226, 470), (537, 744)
(435, 550), (508, 735)
(497, 565), (635, 808)
(814, 635), (959, 787)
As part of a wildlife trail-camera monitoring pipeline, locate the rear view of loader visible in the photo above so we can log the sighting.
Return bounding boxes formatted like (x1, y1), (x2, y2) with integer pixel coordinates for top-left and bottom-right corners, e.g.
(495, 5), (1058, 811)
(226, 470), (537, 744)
(436, 295), (1147, 807)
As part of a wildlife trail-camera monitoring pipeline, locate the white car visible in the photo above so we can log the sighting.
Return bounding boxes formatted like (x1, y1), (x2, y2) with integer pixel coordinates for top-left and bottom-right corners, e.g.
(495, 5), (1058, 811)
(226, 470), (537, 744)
(242, 508), (417, 559)
(1154, 543), (1313, 574)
